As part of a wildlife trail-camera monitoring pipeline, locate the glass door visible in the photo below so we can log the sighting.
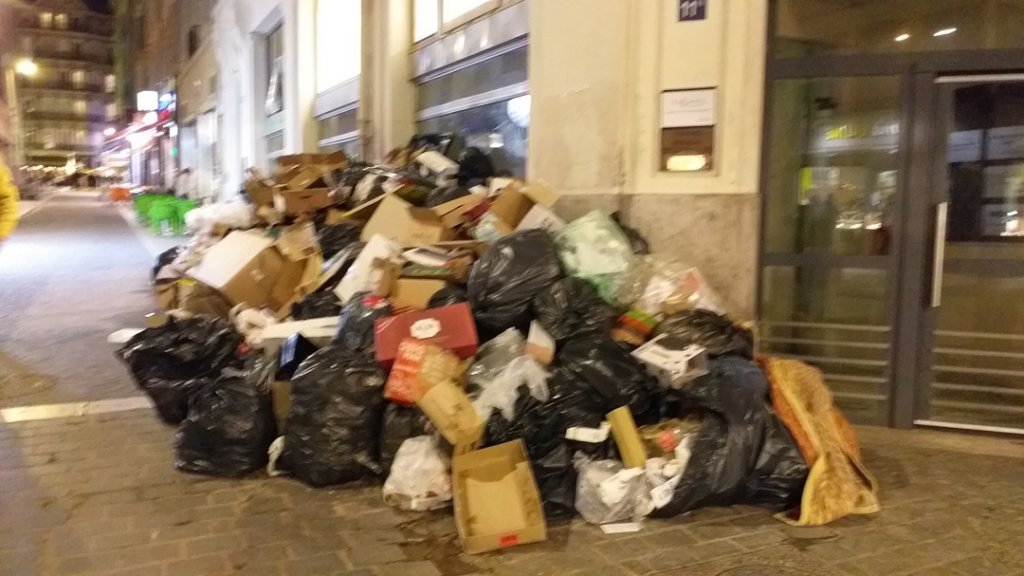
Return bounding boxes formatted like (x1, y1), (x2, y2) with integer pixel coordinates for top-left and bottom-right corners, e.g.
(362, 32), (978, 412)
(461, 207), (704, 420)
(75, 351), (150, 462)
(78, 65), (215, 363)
(916, 76), (1024, 433)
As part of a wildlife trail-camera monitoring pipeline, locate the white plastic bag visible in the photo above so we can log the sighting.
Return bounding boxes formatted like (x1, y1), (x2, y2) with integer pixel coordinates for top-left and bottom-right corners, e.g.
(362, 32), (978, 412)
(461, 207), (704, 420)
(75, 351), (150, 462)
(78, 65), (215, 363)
(184, 201), (256, 233)
(334, 234), (402, 304)
(575, 460), (650, 525)
(472, 355), (549, 422)
(382, 436), (452, 511)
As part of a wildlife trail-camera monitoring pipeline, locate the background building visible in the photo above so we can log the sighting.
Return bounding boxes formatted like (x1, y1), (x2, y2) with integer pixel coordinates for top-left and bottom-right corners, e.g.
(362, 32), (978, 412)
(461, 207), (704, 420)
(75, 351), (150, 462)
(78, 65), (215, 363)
(11, 0), (116, 176)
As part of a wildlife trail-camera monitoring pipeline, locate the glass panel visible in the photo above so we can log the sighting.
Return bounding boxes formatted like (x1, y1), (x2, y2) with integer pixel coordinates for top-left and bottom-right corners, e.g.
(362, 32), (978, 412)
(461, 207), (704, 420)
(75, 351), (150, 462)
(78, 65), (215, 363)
(765, 76), (900, 255)
(443, 0), (492, 24)
(414, 0), (439, 42)
(320, 139), (360, 160)
(760, 266), (891, 424)
(417, 46), (527, 111)
(317, 108), (359, 141)
(316, 0), (361, 93)
(929, 80), (1024, 430)
(417, 96), (529, 178)
(775, 0), (1024, 58)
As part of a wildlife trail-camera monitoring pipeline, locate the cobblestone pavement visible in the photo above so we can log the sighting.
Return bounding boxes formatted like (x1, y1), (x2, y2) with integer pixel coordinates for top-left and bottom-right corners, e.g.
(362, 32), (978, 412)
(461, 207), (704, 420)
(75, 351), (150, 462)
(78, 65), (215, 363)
(3, 194), (1024, 575)
(0, 190), (178, 408)
(2, 413), (1023, 576)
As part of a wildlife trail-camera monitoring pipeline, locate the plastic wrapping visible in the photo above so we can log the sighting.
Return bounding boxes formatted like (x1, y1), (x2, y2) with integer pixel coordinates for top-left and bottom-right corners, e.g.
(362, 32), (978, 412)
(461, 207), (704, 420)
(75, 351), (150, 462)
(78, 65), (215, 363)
(611, 212), (650, 255)
(291, 292), (342, 321)
(466, 328), (525, 396)
(575, 460), (649, 525)
(467, 229), (563, 338)
(651, 356), (807, 518)
(532, 277), (617, 343)
(428, 285), (468, 309)
(317, 221), (362, 260)
(117, 317), (241, 425)
(282, 345), (388, 486)
(382, 436), (452, 511)
(555, 211), (635, 306)
(552, 336), (663, 427)
(473, 355), (550, 423)
(380, 402), (432, 474)
(152, 246), (183, 282)
(655, 309), (754, 359)
(630, 258), (723, 316)
(174, 358), (277, 477)
(333, 292), (392, 355)
(183, 201), (255, 233)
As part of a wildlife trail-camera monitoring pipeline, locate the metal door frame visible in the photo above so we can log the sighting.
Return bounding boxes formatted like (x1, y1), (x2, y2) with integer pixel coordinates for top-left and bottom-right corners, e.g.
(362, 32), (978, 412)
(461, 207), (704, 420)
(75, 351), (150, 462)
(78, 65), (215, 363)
(760, 0), (1024, 428)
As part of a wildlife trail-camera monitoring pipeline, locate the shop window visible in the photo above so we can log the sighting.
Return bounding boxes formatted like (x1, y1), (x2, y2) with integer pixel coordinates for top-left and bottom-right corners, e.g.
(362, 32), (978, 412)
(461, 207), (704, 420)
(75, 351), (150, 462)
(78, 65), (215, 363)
(775, 0), (1024, 58)
(39, 12), (53, 28)
(71, 70), (85, 89)
(417, 96), (529, 178)
(105, 74), (115, 93)
(264, 25), (284, 115)
(316, 0), (361, 93)
(54, 13), (68, 30)
(317, 107), (359, 158)
(413, 0), (439, 42)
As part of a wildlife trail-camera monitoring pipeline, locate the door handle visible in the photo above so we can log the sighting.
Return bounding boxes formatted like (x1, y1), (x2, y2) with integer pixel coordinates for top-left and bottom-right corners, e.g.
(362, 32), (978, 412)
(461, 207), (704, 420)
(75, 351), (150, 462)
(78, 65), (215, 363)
(931, 201), (949, 308)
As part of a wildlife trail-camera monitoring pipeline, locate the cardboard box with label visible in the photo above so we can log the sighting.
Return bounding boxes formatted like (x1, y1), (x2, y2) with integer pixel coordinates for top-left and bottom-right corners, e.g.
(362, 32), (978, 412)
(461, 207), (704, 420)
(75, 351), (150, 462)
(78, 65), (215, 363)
(358, 194), (484, 246)
(451, 440), (547, 554)
(186, 230), (306, 313)
(631, 335), (710, 388)
(374, 303), (479, 369)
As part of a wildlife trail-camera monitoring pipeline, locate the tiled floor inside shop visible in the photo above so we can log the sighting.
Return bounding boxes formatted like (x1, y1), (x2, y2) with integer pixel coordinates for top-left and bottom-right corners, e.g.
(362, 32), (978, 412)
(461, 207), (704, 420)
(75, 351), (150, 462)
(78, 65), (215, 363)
(2, 192), (1024, 576)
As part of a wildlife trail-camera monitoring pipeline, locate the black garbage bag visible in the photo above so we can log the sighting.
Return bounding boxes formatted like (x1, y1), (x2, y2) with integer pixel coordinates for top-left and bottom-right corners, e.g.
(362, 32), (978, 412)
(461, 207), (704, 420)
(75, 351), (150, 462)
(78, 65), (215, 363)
(611, 212), (650, 255)
(457, 147), (495, 187)
(380, 402), (432, 474)
(533, 277), (618, 343)
(117, 317), (241, 424)
(174, 358), (277, 477)
(655, 309), (755, 359)
(291, 292), (342, 321)
(317, 221), (362, 260)
(333, 292), (392, 354)
(428, 285), (467, 309)
(151, 246), (183, 282)
(552, 336), (663, 426)
(424, 185), (470, 208)
(282, 346), (388, 486)
(651, 356), (807, 518)
(468, 229), (563, 338)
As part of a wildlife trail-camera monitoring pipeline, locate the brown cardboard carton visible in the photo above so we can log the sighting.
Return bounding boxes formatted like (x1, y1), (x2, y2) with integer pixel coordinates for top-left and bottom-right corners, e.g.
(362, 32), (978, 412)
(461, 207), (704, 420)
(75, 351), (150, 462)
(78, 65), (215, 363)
(391, 279), (448, 312)
(452, 440), (547, 554)
(177, 279), (233, 318)
(487, 182), (560, 233)
(273, 188), (335, 215)
(359, 194), (483, 246)
(244, 168), (277, 207)
(416, 379), (484, 448)
(154, 281), (178, 311)
(186, 231), (305, 312)
(369, 258), (401, 298)
(276, 222), (319, 262)
(606, 406), (648, 469)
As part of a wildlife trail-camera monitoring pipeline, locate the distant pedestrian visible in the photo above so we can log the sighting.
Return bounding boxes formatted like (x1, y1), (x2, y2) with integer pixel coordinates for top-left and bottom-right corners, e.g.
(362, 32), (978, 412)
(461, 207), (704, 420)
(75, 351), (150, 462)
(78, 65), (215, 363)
(0, 159), (20, 244)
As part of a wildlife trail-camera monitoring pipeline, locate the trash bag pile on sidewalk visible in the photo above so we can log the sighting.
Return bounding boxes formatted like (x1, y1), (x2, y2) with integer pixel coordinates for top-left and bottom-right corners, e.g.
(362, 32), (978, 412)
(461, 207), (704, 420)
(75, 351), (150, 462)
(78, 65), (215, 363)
(117, 136), (878, 556)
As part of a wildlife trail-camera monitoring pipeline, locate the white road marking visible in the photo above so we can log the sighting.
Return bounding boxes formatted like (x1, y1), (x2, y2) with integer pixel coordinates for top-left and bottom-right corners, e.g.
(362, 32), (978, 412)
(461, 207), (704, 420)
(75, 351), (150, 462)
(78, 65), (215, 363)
(0, 396), (154, 423)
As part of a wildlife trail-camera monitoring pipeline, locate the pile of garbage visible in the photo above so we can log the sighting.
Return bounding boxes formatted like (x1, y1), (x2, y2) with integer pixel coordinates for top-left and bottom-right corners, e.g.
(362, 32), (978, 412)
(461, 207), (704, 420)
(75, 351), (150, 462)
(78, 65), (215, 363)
(119, 137), (878, 555)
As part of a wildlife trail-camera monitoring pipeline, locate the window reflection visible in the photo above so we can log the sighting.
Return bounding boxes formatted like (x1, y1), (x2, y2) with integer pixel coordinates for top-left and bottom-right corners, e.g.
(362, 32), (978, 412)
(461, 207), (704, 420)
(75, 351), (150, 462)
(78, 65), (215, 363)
(417, 97), (529, 178)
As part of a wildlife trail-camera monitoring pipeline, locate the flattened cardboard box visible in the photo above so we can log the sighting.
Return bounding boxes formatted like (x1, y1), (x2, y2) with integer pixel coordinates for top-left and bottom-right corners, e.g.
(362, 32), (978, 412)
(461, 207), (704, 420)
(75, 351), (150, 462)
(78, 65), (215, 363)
(452, 440), (547, 554)
(359, 194), (483, 246)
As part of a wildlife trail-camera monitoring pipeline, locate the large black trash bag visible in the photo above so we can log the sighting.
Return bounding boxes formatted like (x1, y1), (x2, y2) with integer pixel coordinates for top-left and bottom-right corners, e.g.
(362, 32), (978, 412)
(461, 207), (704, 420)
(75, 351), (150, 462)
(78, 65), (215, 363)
(611, 212), (650, 255)
(283, 346), (388, 486)
(117, 317), (241, 424)
(468, 229), (563, 338)
(655, 309), (755, 359)
(651, 356), (807, 518)
(333, 292), (392, 354)
(151, 246), (183, 282)
(428, 285), (467, 309)
(317, 221), (362, 260)
(424, 185), (470, 208)
(380, 402), (432, 474)
(553, 336), (663, 426)
(457, 147), (495, 187)
(174, 357), (277, 477)
(533, 277), (618, 343)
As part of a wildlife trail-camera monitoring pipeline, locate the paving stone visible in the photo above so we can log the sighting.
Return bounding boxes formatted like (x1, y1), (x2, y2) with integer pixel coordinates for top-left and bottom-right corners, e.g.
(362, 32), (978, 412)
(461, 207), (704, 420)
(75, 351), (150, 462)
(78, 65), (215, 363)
(376, 560), (442, 576)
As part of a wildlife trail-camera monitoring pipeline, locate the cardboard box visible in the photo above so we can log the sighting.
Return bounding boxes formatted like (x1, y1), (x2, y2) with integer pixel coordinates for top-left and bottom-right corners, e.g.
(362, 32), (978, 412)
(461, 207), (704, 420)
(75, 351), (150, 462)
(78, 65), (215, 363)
(374, 303), (479, 369)
(276, 223), (319, 262)
(417, 379), (484, 448)
(244, 168), (277, 206)
(515, 204), (566, 233)
(452, 440), (547, 554)
(391, 279), (448, 312)
(631, 336), (710, 388)
(271, 380), (291, 433)
(154, 281), (177, 311)
(187, 231), (306, 312)
(606, 406), (648, 469)
(273, 188), (335, 215)
(487, 182), (560, 233)
(388, 339), (465, 405)
(177, 279), (233, 318)
(359, 194), (483, 246)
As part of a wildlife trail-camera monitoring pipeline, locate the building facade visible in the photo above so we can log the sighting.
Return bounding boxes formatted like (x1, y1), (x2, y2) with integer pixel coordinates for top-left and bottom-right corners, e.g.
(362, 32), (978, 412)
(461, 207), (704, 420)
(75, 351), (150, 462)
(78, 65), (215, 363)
(12, 0), (116, 173)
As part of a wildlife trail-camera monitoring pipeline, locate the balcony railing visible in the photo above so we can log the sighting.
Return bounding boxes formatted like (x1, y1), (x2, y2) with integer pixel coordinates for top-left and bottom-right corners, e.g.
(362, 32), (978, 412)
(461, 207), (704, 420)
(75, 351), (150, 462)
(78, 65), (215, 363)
(19, 82), (107, 94)
(24, 110), (107, 123)
(33, 50), (114, 66)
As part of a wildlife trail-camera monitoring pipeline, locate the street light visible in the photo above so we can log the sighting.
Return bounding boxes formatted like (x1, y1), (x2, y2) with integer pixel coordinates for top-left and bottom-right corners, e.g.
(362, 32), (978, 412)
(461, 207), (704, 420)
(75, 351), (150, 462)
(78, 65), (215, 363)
(14, 58), (37, 77)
